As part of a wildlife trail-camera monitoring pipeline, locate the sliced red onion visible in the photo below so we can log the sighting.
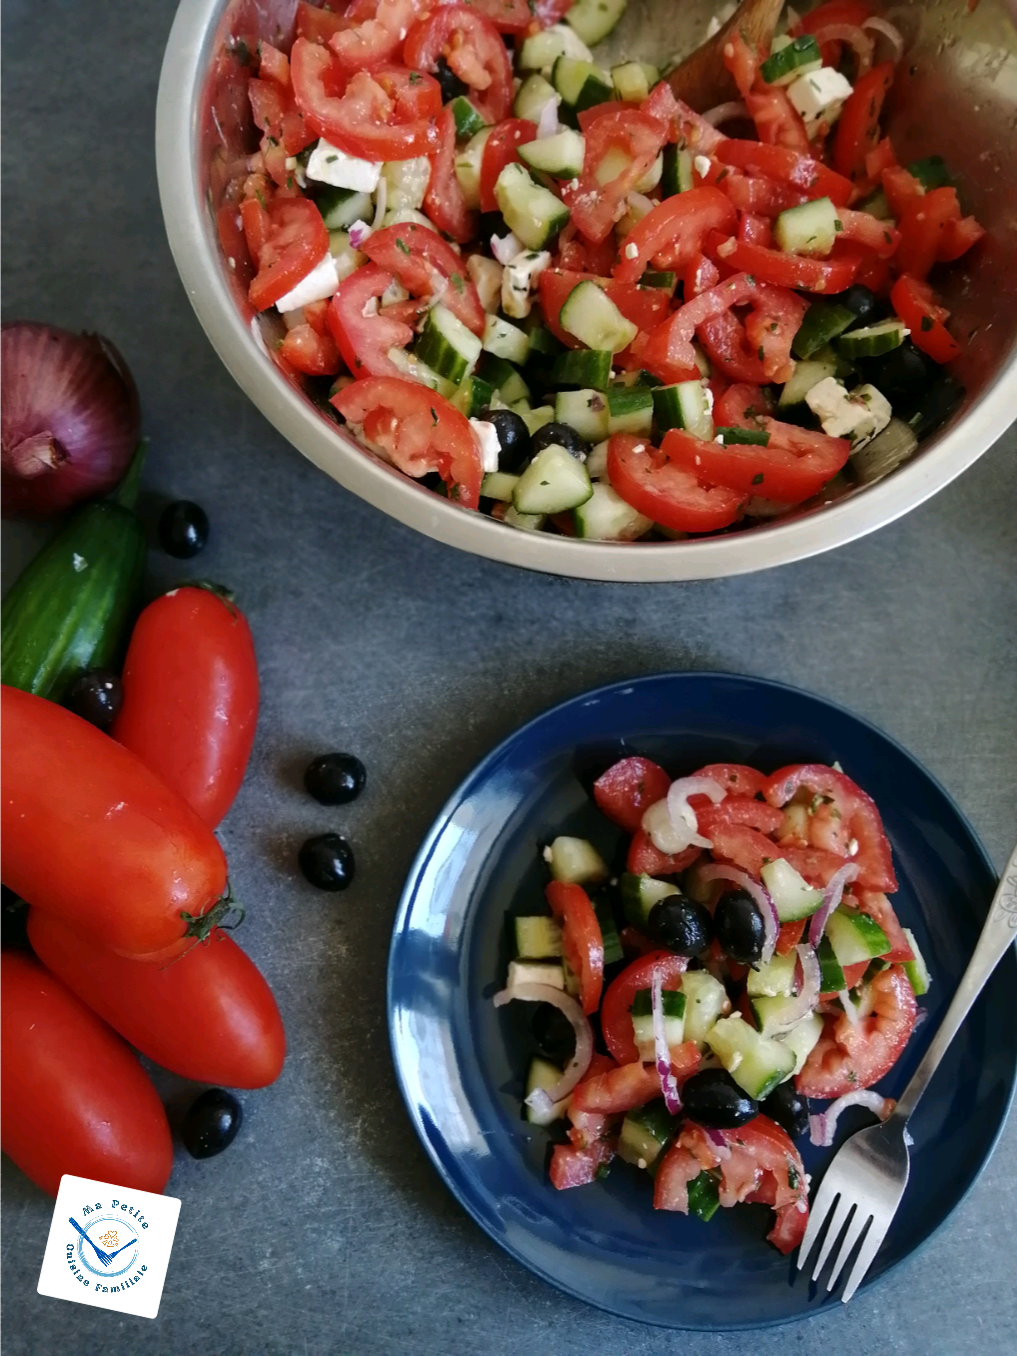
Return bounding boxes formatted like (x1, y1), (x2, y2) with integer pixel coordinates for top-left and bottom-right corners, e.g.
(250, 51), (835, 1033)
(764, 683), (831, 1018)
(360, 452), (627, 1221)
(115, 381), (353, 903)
(809, 1090), (895, 1147)
(697, 863), (779, 964)
(348, 219), (373, 250)
(537, 95), (561, 139)
(701, 101), (749, 127)
(704, 1127), (727, 1147)
(491, 231), (522, 264)
(764, 944), (822, 1033)
(651, 971), (683, 1115)
(493, 983), (593, 1117)
(862, 16), (905, 65)
(813, 22), (873, 76)
(808, 862), (860, 949)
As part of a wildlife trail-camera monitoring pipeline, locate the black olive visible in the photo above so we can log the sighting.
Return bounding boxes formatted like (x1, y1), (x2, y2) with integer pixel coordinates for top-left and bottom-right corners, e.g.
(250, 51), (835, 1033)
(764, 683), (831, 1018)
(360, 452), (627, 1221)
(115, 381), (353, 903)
(714, 889), (766, 965)
(1, 886), (29, 949)
(478, 210), (509, 243)
(647, 894), (713, 957)
(434, 55), (468, 103)
(834, 284), (883, 326)
(531, 1003), (576, 1062)
(682, 1069), (759, 1129)
(299, 833), (355, 890)
(480, 408), (532, 473)
(530, 421), (588, 460)
(908, 375), (965, 440)
(182, 1088), (243, 1159)
(65, 668), (123, 732)
(857, 338), (934, 408)
(762, 1081), (810, 1139)
(304, 752), (366, 805)
(158, 500), (209, 558)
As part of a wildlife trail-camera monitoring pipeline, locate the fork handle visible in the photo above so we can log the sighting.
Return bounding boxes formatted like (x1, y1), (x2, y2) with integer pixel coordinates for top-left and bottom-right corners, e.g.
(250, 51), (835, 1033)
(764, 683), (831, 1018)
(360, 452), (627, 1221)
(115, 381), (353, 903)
(893, 839), (1017, 1124)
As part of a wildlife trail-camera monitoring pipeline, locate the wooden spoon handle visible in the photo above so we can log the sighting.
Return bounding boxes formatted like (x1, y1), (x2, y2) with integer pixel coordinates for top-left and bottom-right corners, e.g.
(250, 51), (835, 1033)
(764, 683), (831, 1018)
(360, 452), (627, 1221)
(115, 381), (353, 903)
(666, 0), (785, 111)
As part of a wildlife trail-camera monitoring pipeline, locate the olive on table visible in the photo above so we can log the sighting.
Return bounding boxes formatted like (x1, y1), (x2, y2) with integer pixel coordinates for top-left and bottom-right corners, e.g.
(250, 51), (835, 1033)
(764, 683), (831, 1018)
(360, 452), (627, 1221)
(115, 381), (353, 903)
(531, 1003), (576, 1063)
(480, 408), (532, 474)
(299, 833), (356, 891)
(434, 55), (468, 102)
(682, 1069), (759, 1129)
(530, 421), (587, 461)
(158, 500), (209, 558)
(762, 1081), (811, 1139)
(647, 893), (713, 957)
(65, 668), (123, 731)
(304, 752), (366, 806)
(714, 889), (766, 966)
(182, 1088), (243, 1159)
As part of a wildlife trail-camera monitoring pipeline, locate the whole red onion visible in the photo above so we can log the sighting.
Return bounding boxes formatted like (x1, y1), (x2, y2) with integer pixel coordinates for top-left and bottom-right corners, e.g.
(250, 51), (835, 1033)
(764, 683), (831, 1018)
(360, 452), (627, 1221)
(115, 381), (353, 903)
(1, 321), (141, 518)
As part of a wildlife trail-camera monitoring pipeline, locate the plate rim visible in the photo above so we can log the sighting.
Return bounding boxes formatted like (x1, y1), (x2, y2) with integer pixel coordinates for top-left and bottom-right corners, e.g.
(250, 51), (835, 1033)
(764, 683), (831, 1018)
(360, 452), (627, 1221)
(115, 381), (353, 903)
(387, 670), (1016, 1330)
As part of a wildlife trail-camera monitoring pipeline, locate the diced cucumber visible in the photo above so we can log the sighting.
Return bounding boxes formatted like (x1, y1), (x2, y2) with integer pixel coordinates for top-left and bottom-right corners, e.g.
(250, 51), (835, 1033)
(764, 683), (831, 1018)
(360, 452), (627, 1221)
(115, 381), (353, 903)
(745, 951), (798, 998)
(561, 281), (638, 353)
(751, 993), (810, 1036)
(482, 313), (531, 365)
(612, 60), (651, 103)
(454, 127), (492, 210)
(858, 187), (893, 221)
(481, 470), (519, 502)
(518, 24), (593, 73)
(817, 936), (846, 993)
(777, 1011), (825, 1077)
(554, 388), (609, 442)
(902, 928), (932, 996)
(774, 196), (839, 257)
(585, 439), (610, 480)
(527, 324), (565, 360)
(760, 859), (823, 922)
(507, 958), (565, 989)
(618, 1099), (680, 1170)
(688, 1170), (721, 1222)
(661, 143), (694, 197)
(640, 270), (677, 292)
(908, 155), (952, 190)
(705, 1015), (796, 1102)
(525, 1056), (570, 1125)
(607, 387), (653, 435)
(591, 893), (624, 965)
(453, 373), (494, 419)
(514, 915), (563, 959)
(314, 186), (373, 230)
(513, 444), (593, 515)
(519, 129), (586, 179)
(634, 153), (663, 194)
(477, 352), (531, 404)
(551, 348), (612, 391)
(564, 0), (628, 47)
(631, 987), (686, 1059)
(681, 970), (731, 1045)
(552, 56), (613, 112)
(520, 404), (556, 435)
(381, 208), (433, 231)
(494, 163), (570, 250)
(716, 426), (770, 446)
(760, 34), (822, 86)
(449, 96), (488, 142)
(630, 988), (686, 1017)
(652, 380), (714, 440)
(386, 347), (455, 398)
(574, 483), (653, 540)
(502, 505), (546, 532)
(836, 319), (908, 360)
(778, 352), (839, 417)
(415, 304), (483, 384)
(825, 905), (891, 967)
(548, 835), (609, 885)
(620, 872), (679, 931)
(381, 156), (431, 211)
(514, 73), (559, 124)
(792, 301), (858, 360)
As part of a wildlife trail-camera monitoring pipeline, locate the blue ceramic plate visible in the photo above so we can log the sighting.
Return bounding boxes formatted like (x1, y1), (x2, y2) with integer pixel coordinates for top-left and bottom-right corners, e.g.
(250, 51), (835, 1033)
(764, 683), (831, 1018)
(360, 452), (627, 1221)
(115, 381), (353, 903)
(388, 673), (1015, 1329)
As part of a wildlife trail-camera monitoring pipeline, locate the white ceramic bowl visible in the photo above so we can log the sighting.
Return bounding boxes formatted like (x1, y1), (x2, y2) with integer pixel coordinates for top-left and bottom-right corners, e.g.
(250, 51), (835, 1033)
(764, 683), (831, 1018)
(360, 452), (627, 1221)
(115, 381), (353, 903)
(156, 0), (1017, 581)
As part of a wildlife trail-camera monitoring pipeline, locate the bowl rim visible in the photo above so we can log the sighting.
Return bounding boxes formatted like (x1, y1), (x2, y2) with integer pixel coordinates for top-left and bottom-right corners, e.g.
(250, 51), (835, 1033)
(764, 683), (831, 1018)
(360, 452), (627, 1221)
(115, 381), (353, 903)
(156, 0), (1017, 583)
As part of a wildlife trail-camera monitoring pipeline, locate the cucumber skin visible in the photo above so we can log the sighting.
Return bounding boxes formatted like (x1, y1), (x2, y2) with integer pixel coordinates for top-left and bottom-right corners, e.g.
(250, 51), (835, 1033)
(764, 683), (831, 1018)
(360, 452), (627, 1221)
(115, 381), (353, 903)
(1, 501), (146, 701)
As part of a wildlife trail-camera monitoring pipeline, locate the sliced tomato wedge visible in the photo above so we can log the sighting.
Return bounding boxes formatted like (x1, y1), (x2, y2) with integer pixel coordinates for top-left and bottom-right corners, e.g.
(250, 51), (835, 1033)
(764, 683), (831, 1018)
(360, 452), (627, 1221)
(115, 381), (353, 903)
(248, 196), (328, 312)
(664, 421), (850, 505)
(279, 323), (342, 375)
(600, 952), (691, 1065)
(607, 433), (747, 534)
(546, 881), (604, 1015)
(938, 213), (985, 263)
(835, 208), (900, 259)
(328, 0), (426, 71)
(362, 222), (484, 335)
(479, 117), (537, 214)
(641, 82), (726, 153)
(422, 105), (478, 244)
(705, 230), (861, 293)
(832, 62), (894, 182)
(895, 185), (962, 281)
(403, 6), (513, 124)
(626, 833), (702, 878)
(571, 1053), (699, 1116)
(684, 252), (721, 298)
(562, 111), (667, 245)
(549, 1136), (616, 1188)
(331, 377), (483, 507)
(697, 798), (785, 837)
(776, 918), (806, 955)
(712, 383), (773, 428)
(296, 0), (355, 43)
(692, 763), (768, 797)
(591, 756), (671, 834)
(798, 964), (917, 1098)
(326, 262), (415, 378)
(723, 33), (810, 153)
(890, 274), (961, 364)
(455, 0), (534, 32)
(612, 188), (737, 283)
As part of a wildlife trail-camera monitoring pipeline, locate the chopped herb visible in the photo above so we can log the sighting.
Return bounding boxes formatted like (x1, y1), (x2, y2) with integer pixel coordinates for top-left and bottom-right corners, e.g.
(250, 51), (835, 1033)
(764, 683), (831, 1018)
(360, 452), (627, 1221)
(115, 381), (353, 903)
(409, 71), (422, 84)
(769, 322), (778, 332)
(757, 345), (765, 360)
(884, 230), (893, 244)
(355, 358), (363, 369)
(716, 168), (729, 183)
(255, 188), (266, 209)
(431, 407), (438, 425)
(745, 274), (755, 285)
(234, 37), (251, 65)
(451, 272), (465, 293)
(286, 176), (294, 189)
(595, 1162), (611, 1181)
(449, 484), (461, 500)
(921, 315), (934, 331)
(834, 219), (844, 232)
(752, 472), (764, 485)
(326, 154), (338, 163)
(788, 1166), (800, 1189)
(396, 238), (412, 255)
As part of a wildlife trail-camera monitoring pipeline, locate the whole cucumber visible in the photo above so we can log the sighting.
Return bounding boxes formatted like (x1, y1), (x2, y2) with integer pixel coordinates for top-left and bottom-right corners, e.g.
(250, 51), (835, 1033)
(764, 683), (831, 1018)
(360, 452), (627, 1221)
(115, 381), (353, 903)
(1, 445), (146, 701)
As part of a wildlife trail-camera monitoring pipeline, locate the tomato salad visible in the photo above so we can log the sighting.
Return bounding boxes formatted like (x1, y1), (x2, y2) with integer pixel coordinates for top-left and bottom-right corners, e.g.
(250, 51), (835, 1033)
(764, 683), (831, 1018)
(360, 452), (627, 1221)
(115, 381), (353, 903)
(493, 756), (931, 1252)
(227, 0), (983, 540)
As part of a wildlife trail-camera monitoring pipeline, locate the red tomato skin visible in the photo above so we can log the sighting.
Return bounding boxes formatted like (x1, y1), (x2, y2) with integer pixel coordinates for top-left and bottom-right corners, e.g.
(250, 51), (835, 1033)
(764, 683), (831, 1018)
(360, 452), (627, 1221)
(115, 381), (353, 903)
(890, 275), (961, 364)
(280, 323), (342, 375)
(27, 913), (285, 1089)
(327, 262), (415, 378)
(0, 951), (173, 1198)
(563, 111), (667, 244)
(626, 832), (702, 877)
(592, 755), (671, 834)
(600, 952), (690, 1064)
(424, 105), (478, 244)
(698, 798), (785, 836)
(797, 964), (917, 1098)
(612, 187), (737, 284)
(705, 230), (861, 293)
(833, 63), (894, 182)
(479, 118), (537, 213)
(403, 7), (513, 124)
(549, 1137), (615, 1189)
(692, 763), (768, 796)
(1, 686), (228, 957)
(363, 221), (485, 335)
(764, 763), (896, 891)
(249, 196), (329, 312)
(607, 433), (747, 534)
(546, 880), (604, 1015)
(112, 588), (259, 829)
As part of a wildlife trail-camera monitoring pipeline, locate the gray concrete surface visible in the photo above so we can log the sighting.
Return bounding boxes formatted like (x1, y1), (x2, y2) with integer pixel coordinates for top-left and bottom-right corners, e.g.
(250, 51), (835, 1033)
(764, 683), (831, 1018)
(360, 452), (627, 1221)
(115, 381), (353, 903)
(2, 2), (1016, 1352)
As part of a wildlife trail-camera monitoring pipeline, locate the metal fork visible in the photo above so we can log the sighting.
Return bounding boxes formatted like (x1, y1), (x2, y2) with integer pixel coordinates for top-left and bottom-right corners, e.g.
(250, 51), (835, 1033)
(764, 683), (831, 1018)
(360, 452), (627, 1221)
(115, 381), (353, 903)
(797, 839), (1017, 1303)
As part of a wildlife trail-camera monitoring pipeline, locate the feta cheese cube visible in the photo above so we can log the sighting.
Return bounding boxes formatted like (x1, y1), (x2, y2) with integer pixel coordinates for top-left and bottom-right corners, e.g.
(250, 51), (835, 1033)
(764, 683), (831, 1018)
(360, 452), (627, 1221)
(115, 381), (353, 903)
(805, 376), (892, 447)
(274, 252), (340, 312)
(787, 67), (853, 131)
(306, 140), (383, 192)
(467, 254), (504, 313)
(501, 249), (551, 319)
(469, 418), (502, 473)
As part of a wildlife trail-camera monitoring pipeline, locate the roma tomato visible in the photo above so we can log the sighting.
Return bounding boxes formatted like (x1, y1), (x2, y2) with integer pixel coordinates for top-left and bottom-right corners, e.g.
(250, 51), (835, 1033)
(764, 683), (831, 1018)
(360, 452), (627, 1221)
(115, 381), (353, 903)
(363, 222), (485, 335)
(895, 186), (962, 280)
(404, 7), (513, 124)
(662, 422), (850, 505)
(1, 951), (173, 1198)
(1, 686), (229, 958)
(546, 880), (604, 1015)
(832, 63), (894, 182)
(248, 196), (328, 312)
(563, 111), (667, 244)
(714, 140), (854, 206)
(797, 964), (916, 1098)
(764, 763), (897, 890)
(607, 433), (747, 534)
(112, 587), (259, 829)
(591, 755), (671, 833)
(27, 912), (285, 1089)
(600, 951), (690, 1064)
(704, 230), (861, 293)
(327, 262), (416, 377)
(332, 376), (483, 507)
(890, 275), (961, 364)
(612, 187), (737, 284)
(424, 105), (478, 243)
